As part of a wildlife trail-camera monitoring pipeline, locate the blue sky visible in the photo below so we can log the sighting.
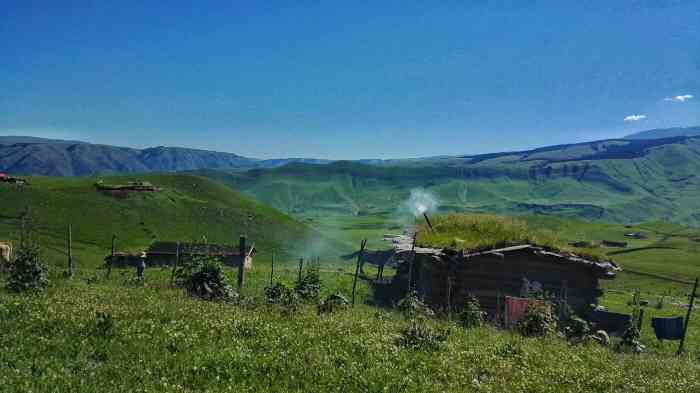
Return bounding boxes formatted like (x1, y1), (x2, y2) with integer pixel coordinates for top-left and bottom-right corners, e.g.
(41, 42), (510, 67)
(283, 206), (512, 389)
(2, 1), (699, 159)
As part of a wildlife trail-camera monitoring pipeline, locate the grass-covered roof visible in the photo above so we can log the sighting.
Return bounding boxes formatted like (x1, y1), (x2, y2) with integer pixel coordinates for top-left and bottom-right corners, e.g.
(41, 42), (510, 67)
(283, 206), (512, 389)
(415, 213), (612, 263)
(416, 213), (560, 251)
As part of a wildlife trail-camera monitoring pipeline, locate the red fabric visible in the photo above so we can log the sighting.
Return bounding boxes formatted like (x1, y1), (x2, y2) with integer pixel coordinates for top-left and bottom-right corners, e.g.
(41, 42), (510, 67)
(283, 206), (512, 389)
(505, 296), (540, 326)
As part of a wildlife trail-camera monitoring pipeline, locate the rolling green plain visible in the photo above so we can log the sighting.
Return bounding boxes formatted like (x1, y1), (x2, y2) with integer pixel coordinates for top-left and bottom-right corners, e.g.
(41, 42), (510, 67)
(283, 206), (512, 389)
(2, 167), (700, 391)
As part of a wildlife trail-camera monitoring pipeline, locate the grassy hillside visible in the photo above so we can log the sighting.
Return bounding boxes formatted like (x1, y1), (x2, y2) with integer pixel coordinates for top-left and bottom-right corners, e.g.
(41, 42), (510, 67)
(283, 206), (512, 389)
(0, 174), (349, 269)
(200, 135), (700, 226)
(1, 267), (698, 392)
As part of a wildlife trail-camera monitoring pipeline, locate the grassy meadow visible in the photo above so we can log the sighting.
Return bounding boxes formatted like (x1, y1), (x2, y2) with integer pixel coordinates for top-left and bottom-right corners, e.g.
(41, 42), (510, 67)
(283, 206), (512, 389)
(1, 265), (699, 392)
(2, 177), (700, 391)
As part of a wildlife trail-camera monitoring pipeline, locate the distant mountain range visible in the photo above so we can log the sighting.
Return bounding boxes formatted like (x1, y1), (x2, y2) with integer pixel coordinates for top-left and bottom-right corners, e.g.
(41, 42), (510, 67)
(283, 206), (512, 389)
(0, 136), (332, 176)
(200, 133), (700, 226)
(1, 125), (698, 177)
(0, 136), (87, 145)
(623, 126), (700, 140)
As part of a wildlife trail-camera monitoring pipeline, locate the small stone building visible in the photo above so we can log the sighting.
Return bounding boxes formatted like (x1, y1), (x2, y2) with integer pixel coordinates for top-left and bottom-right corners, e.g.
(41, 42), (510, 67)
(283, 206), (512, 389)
(376, 235), (619, 316)
(145, 241), (255, 270)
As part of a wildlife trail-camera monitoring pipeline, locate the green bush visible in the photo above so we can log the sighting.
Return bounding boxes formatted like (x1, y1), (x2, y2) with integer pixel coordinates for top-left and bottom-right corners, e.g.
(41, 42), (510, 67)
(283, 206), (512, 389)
(517, 302), (557, 337)
(561, 316), (590, 343)
(93, 311), (115, 339)
(6, 243), (49, 292)
(617, 325), (644, 354)
(458, 295), (486, 329)
(295, 263), (321, 300)
(264, 281), (299, 307)
(396, 317), (450, 351)
(317, 292), (349, 315)
(174, 257), (234, 300)
(397, 290), (434, 319)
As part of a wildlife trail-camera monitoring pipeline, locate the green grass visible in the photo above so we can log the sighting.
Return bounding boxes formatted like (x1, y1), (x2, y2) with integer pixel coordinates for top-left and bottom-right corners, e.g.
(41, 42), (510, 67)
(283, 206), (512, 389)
(416, 213), (560, 251)
(1, 265), (699, 392)
(3, 175), (700, 391)
(0, 174), (350, 268)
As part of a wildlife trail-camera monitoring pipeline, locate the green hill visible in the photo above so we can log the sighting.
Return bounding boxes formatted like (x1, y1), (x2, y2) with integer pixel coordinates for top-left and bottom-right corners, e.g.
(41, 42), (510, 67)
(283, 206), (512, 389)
(199, 136), (700, 226)
(0, 174), (348, 269)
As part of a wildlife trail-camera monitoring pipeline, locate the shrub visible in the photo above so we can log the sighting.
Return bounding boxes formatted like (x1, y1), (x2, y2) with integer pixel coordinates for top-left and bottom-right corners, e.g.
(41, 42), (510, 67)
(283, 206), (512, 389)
(458, 295), (485, 329)
(93, 311), (115, 339)
(317, 292), (350, 315)
(617, 325), (645, 354)
(174, 257), (234, 300)
(397, 290), (434, 319)
(396, 317), (450, 351)
(7, 243), (49, 292)
(516, 302), (557, 337)
(265, 281), (299, 307)
(561, 316), (590, 342)
(295, 263), (321, 300)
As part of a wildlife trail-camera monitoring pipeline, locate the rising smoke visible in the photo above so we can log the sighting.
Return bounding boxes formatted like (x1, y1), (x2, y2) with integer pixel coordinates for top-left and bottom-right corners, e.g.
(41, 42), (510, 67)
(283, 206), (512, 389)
(405, 188), (440, 217)
(390, 188), (440, 230)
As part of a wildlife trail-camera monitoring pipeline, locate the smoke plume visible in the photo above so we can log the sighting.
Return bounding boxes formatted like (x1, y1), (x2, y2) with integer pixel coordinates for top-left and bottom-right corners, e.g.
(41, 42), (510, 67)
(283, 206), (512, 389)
(404, 188), (440, 218)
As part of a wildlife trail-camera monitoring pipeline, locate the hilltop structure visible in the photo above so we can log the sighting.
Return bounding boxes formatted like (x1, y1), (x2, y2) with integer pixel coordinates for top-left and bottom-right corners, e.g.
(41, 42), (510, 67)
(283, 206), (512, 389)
(0, 173), (26, 185)
(95, 180), (158, 192)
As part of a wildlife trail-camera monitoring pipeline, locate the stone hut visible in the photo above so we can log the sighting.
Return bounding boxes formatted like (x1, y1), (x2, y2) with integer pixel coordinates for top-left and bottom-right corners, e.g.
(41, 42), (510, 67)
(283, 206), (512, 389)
(145, 241), (255, 270)
(376, 234), (620, 316)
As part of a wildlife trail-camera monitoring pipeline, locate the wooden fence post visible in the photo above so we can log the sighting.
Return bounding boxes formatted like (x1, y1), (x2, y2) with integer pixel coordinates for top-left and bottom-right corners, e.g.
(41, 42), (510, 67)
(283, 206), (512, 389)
(407, 233), (417, 293)
(446, 271), (453, 319)
(297, 257), (304, 282)
(67, 224), (73, 278)
(107, 234), (116, 278)
(270, 251), (275, 286)
(351, 239), (367, 307)
(678, 277), (698, 355)
(238, 235), (246, 292)
(170, 241), (180, 286)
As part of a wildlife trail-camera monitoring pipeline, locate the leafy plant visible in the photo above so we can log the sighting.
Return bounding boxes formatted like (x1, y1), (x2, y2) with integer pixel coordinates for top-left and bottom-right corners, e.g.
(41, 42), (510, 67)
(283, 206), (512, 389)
(396, 317), (450, 351)
(617, 325), (644, 354)
(317, 292), (349, 315)
(516, 302), (557, 337)
(458, 295), (485, 329)
(264, 281), (299, 308)
(93, 311), (115, 339)
(561, 316), (590, 343)
(7, 242), (49, 292)
(174, 257), (234, 300)
(397, 290), (434, 319)
(295, 263), (321, 301)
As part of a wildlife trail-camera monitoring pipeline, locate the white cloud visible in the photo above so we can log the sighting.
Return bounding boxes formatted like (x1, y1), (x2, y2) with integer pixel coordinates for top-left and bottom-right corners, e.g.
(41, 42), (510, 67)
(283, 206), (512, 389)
(624, 114), (647, 123)
(664, 94), (694, 102)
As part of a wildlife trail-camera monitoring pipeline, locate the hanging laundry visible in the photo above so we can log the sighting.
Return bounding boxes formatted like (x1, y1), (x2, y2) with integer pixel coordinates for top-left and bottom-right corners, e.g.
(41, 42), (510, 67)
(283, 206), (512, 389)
(590, 310), (632, 335)
(505, 296), (543, 327)
(651, 316), (684, 341)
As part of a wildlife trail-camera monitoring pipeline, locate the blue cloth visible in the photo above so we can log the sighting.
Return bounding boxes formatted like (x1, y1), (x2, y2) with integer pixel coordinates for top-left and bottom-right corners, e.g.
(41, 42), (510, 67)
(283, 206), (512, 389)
(590, 310), (632, 335)
(651, 317), (684, 341)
